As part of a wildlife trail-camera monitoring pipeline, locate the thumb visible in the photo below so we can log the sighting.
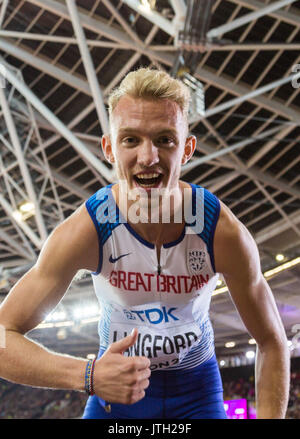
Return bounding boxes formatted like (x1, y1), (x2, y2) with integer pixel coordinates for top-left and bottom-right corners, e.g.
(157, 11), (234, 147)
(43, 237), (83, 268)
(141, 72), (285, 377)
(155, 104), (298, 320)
(109, 328), (138, 354)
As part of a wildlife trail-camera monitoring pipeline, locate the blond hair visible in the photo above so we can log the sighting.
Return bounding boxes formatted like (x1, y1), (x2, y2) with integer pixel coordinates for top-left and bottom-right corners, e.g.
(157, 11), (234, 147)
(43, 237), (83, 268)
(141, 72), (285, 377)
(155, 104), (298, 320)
(108, 67), (191, 121)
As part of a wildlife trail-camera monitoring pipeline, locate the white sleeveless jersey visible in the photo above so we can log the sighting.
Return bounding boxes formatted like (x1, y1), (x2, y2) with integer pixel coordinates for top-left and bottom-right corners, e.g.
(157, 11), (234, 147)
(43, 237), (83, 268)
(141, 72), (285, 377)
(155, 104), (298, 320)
(85, 183), (221, 371)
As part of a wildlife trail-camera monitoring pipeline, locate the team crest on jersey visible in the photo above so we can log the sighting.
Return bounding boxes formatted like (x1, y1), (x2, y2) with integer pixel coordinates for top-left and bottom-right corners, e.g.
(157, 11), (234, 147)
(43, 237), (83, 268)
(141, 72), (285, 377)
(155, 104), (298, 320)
(187, 250), (206, 275)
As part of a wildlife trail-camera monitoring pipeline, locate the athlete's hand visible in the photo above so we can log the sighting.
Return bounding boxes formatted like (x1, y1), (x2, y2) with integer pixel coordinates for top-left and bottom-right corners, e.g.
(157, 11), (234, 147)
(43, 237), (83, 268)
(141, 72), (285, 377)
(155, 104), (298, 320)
(93, 328), (151, 404)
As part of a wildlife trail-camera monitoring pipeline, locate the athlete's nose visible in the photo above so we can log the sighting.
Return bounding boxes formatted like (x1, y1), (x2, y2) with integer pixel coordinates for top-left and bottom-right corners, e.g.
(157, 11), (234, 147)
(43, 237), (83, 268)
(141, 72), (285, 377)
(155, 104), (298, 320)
(137, 140), (159, 168)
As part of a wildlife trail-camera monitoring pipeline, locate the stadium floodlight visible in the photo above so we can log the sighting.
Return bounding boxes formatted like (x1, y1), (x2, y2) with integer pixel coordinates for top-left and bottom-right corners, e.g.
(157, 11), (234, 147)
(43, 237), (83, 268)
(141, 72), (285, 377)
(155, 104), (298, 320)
(12, 201), (35, 223)
(139, 0), (156, 10)
(73, 305), (99, 320)
(45, 310), (67, 322)
(248, 339), (256, 345)
(245, 351), (255, 359)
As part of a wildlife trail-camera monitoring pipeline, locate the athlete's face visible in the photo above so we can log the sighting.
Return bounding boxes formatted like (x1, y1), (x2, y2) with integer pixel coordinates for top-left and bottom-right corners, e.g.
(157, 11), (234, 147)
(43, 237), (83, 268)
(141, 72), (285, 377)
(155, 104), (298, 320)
(102, 96), (196, 197)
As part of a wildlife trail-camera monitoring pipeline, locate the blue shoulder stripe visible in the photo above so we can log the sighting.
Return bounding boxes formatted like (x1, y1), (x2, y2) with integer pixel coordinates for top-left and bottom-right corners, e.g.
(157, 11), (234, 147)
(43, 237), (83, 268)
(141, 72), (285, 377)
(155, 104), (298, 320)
(85, 185), (121, 275)
(190, 184), (220, 273)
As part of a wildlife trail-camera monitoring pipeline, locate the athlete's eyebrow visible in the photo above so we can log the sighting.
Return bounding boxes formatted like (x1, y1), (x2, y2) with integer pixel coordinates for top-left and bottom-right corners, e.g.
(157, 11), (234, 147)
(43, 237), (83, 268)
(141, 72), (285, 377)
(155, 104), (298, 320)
(154, 129), (178, 137)
(118, 128), (139, 136)
(118, 127), (178, 137)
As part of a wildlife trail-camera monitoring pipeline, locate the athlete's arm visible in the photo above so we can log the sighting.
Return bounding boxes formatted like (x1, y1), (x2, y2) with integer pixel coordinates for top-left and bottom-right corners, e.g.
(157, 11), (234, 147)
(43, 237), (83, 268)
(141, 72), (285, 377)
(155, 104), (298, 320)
(214, 201), (290, 419)
(0, 204), (150, 404)
(0, 203), (99, 391)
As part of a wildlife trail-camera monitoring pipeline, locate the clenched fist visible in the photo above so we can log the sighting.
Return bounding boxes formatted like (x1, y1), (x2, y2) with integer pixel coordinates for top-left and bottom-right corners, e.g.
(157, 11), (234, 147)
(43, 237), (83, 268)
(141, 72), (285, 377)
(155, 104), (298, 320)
(92, 328), (151, 404)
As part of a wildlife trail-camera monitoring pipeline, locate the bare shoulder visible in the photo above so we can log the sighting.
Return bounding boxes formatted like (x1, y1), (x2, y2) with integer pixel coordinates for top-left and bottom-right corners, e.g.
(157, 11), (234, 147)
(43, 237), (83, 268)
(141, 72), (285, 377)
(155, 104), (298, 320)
(37, 201), (99, 274)
(215, 200), (245, 240)
(59, 201), (96, 236)
(214, 200), (261, 280)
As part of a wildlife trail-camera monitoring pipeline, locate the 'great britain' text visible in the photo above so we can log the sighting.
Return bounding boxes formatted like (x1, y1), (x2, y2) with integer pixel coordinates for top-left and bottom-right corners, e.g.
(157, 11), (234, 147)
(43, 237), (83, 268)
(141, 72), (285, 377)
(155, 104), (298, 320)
(109, 270), (209, 294)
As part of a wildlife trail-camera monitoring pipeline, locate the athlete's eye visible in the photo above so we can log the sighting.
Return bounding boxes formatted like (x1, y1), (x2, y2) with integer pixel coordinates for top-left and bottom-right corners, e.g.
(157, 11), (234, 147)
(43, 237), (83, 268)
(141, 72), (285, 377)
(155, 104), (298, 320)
(156, 136), (176, 146)
(122, 137), (138, 146)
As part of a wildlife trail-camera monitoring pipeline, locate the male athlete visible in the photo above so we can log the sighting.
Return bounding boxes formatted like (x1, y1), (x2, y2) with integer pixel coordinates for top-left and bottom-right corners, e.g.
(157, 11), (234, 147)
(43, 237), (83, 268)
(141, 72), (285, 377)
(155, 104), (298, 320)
(0, 68), (290, 419)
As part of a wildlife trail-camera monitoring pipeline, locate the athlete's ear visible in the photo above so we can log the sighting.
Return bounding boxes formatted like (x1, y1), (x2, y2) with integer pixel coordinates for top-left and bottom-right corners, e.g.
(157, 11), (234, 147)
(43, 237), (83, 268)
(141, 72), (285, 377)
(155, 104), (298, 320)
(181, 135), (196, 165)
(101, 134), (115, 164)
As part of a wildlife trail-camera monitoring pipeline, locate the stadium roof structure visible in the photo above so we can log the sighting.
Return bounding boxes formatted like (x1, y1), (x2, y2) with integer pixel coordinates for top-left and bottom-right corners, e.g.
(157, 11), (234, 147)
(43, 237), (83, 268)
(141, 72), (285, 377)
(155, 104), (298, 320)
(0, 0), (299, 362)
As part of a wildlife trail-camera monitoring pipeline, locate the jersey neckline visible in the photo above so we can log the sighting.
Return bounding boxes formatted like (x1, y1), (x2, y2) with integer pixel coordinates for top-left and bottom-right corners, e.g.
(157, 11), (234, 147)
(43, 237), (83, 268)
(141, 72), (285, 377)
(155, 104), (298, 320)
(108, 182), (197, 249)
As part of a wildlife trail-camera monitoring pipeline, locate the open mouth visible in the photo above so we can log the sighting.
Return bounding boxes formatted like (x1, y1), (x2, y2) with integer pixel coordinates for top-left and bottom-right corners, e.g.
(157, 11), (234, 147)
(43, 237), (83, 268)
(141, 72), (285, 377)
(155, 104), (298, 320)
(134, 173), (163, 188)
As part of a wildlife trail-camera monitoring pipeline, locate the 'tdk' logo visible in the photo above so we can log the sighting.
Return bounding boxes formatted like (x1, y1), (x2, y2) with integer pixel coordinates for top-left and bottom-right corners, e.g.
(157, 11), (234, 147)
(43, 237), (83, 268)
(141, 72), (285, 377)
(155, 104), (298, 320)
(123, 306), (178, 324)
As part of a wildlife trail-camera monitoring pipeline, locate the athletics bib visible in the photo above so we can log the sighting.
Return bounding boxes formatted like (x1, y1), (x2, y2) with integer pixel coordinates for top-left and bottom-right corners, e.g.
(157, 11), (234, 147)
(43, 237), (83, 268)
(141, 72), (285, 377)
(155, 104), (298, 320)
(107, 301), (202, 370)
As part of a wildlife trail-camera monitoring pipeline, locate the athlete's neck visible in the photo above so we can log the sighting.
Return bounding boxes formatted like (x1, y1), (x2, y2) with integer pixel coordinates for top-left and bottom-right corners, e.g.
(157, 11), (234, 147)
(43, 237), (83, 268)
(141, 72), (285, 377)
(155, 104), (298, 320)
(111, 180), (191, 247)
